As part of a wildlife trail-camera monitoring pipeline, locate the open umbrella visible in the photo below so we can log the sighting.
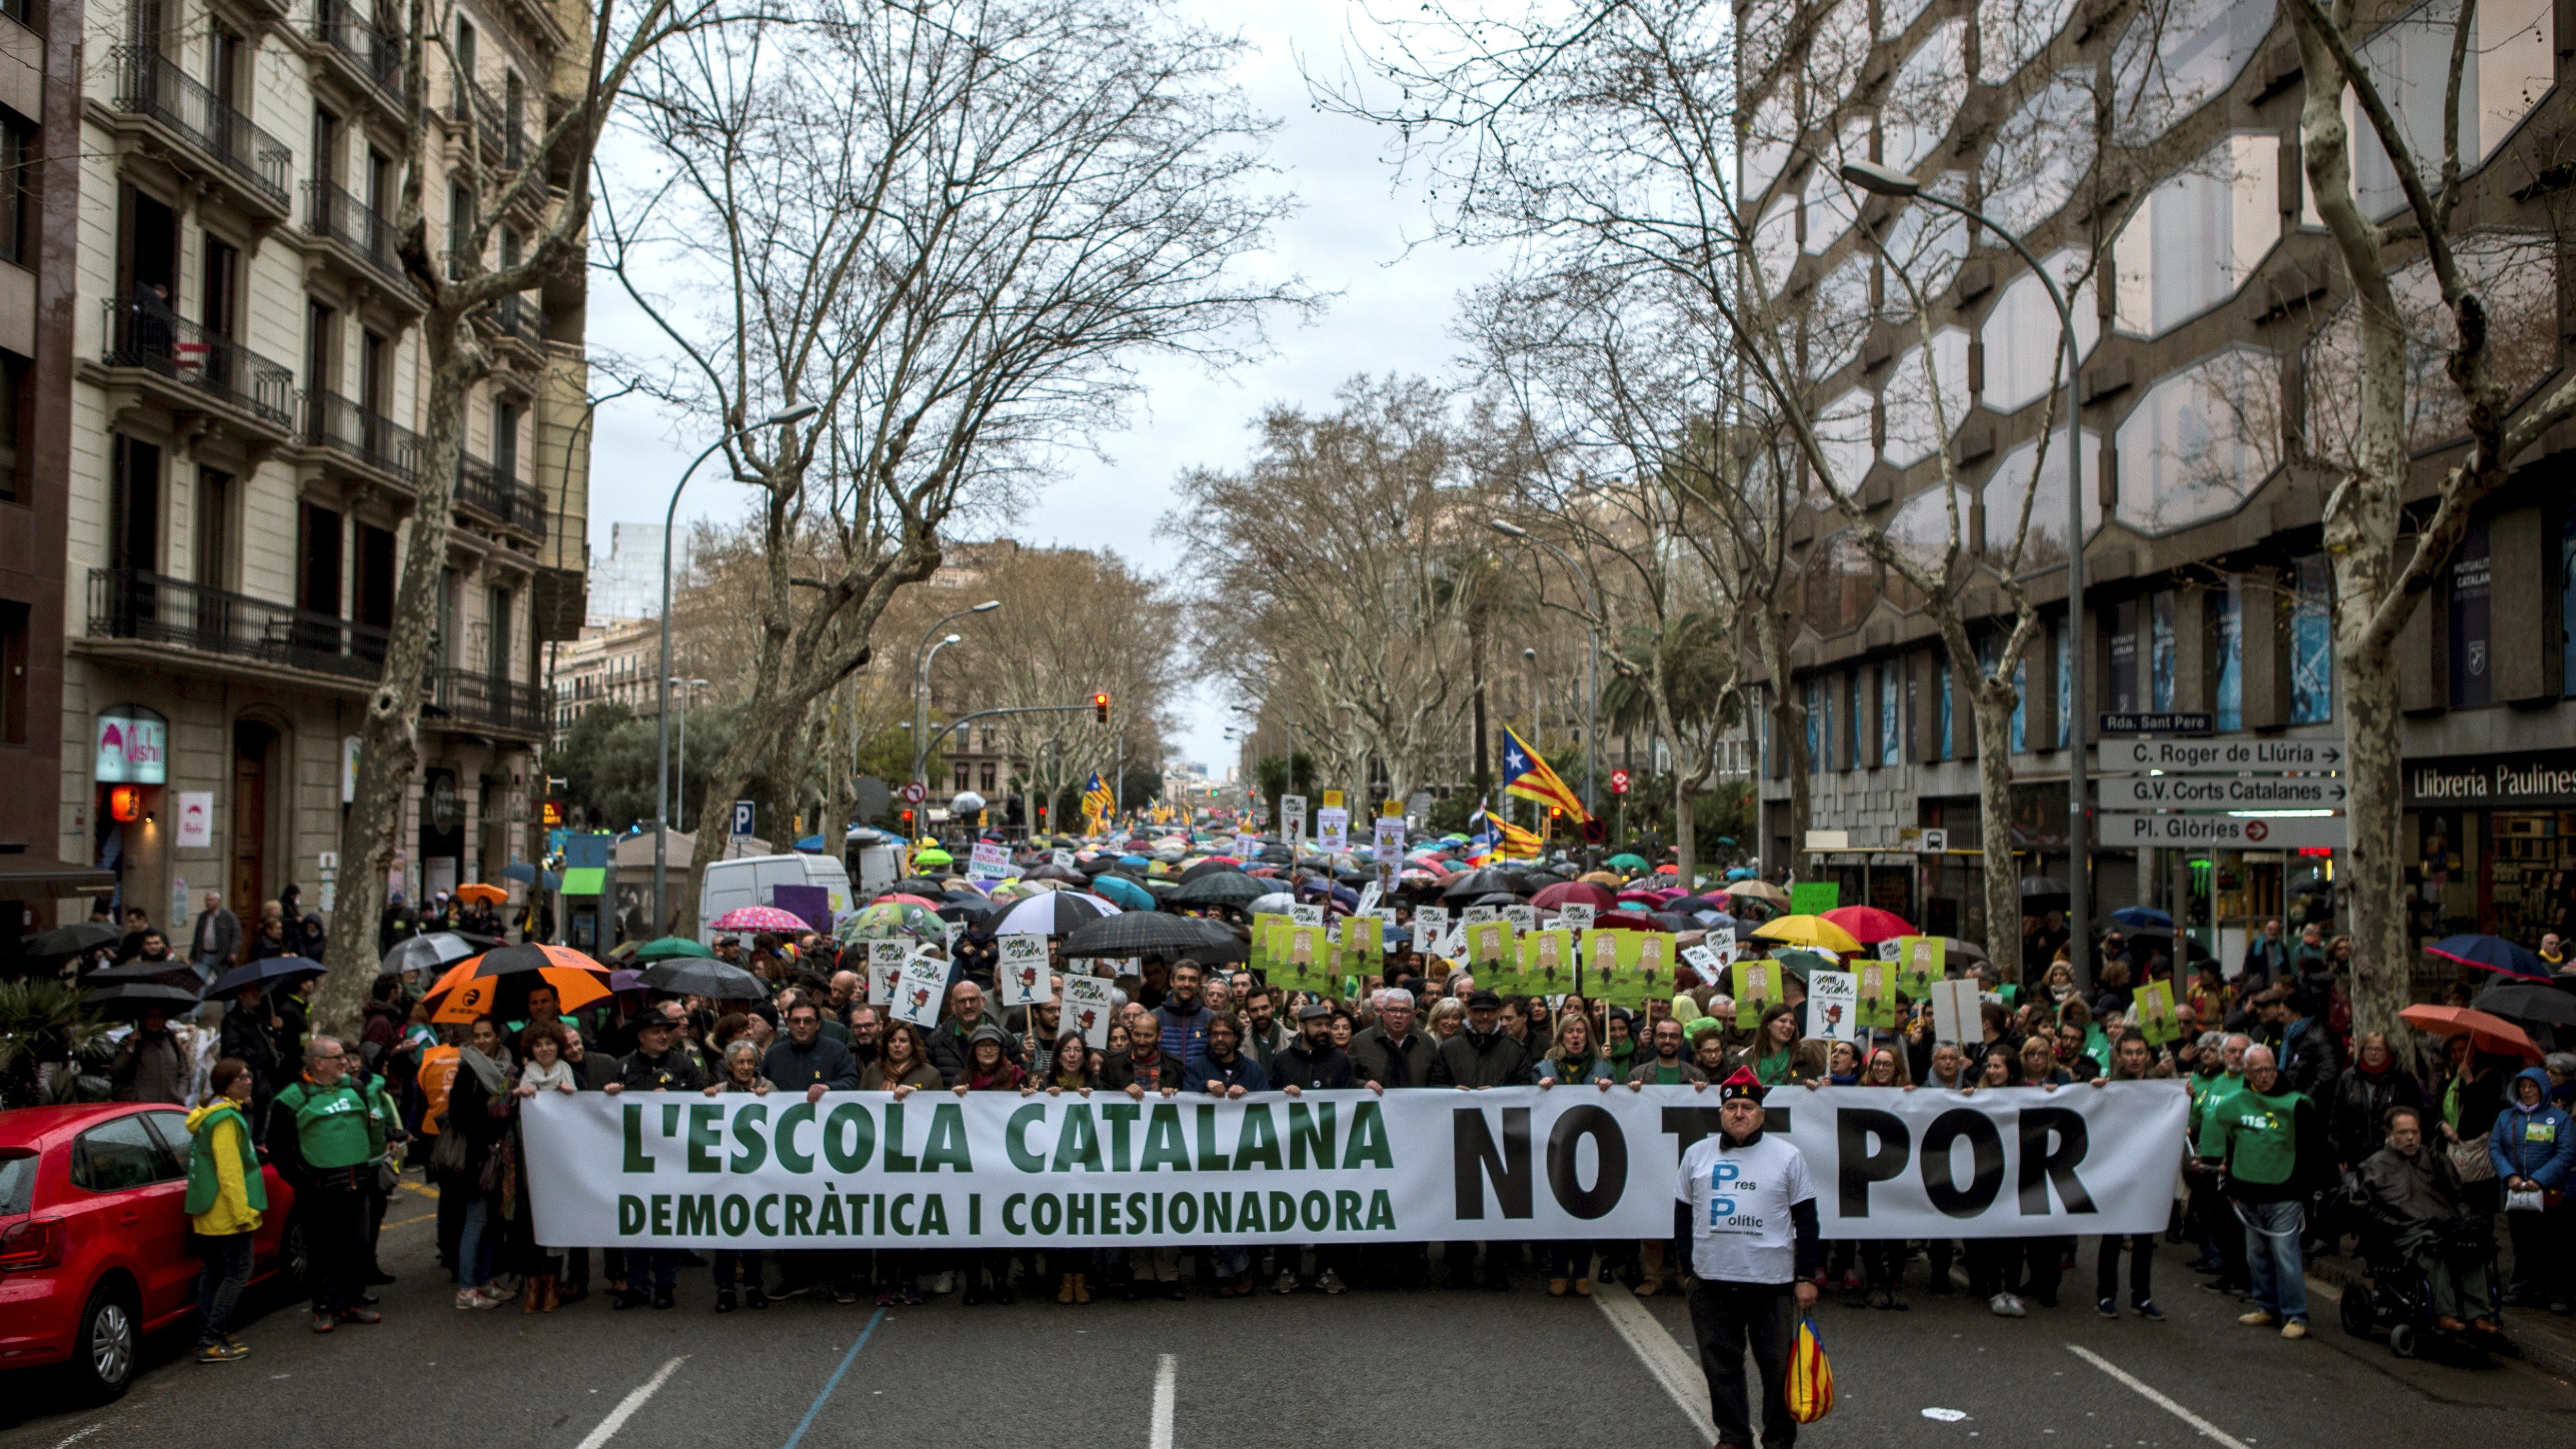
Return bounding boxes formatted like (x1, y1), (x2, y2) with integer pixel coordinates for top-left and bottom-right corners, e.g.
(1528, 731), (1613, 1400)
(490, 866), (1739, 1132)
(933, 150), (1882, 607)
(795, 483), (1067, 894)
(1063, 912), (1241, 961)
(455, 882), (508, 907)
(1023, 863), (1086, 885)
(203, 956), (329, 997)
(1171, 871), (1269, 907)
(1767, 947), (1838, 980)
(1595, 909), (1670, 932)
(2424, 934), (2549, 980)
(640, 959), (768, 1000)
(1532, 881), (1618, 911)
(991, 890), (1121, 938)
(2111, 906), (2174, 931)
(380, 932), (483, 977)
(22, 923), (117, 959)
(892, 877), (959, 897)
(424, 944), (613, 1024)
(1820, 906), (1915, 944)
(1246, 891), (1296, 917)
(710, 906), (814, 933)
(1722, 879), (1790, 906)
(2470, 982), (2576, 1028)
(84, 958), (207, 989)
(871, 893), (943, 910)
(837, 901), (942, 945)
(1604, 853), (1651, 872)
(2400, 1003), (2543, 1060)
(1090, 874), (1157, 912)
(2019, 876), (2069, 899)
(632, 935), (716, 961)
(82, 982), (204, 1017)
(1440, 867), (1525, 900)
(914, 847), (954, 868)
(1752, 914), (1862, 954)
(499, 862), (542, 884)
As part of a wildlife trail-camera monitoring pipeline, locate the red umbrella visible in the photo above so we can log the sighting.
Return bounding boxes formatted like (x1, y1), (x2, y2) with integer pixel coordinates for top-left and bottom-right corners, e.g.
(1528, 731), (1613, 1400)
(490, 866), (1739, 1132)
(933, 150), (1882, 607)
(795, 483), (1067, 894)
(1594, 908), (1672, 933)
(1821, 906), (1916, 944)
(2399, 1004), (2542, 1060)
(1532, 881), (1618, 911)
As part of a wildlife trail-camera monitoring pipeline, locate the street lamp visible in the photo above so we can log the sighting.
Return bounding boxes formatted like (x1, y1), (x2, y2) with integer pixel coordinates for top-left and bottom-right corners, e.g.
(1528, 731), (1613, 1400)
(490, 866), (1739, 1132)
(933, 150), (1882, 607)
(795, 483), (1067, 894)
(1487, 519), (1601, 831)
(910, 600), (1000, 787)
(656, 403), (819, 934)
(1841, 159), (2092, 983)
(669, 677), (709, 821)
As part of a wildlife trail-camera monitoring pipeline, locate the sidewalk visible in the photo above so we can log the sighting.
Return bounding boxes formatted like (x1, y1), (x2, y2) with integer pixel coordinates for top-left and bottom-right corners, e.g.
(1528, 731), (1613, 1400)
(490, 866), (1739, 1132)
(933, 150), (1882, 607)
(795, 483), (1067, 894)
(2308, 1255), (2576, 1380)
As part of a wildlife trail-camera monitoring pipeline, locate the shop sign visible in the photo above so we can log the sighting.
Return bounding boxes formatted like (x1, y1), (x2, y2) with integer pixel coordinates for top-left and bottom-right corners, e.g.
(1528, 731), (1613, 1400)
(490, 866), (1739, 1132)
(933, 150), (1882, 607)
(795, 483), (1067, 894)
(2406, 749), (2576, 809)
(94, 706), (168, 784)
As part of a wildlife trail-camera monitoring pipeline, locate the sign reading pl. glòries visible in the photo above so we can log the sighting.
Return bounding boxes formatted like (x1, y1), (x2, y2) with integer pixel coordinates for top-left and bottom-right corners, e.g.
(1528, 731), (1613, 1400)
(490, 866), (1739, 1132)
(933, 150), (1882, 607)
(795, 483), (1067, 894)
(2404, 750), (2576, 809)
(2098, 812), (2348, 849)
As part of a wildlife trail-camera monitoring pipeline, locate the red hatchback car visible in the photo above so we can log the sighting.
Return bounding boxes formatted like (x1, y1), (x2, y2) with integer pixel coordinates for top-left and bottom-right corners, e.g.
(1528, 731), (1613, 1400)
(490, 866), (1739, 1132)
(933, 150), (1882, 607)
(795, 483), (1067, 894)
(1, 1103), (297, 1400)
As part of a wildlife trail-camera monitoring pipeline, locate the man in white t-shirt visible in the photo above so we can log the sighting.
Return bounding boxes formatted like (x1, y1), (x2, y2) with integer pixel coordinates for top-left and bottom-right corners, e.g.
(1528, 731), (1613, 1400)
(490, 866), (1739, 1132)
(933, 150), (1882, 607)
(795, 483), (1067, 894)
(1674, 1067), (1820, 1449)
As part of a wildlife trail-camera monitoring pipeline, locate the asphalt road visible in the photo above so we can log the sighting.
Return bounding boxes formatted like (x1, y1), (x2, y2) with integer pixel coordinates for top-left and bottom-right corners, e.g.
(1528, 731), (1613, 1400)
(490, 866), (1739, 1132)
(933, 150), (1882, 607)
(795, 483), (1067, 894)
(5, 1187), (2571, 1449)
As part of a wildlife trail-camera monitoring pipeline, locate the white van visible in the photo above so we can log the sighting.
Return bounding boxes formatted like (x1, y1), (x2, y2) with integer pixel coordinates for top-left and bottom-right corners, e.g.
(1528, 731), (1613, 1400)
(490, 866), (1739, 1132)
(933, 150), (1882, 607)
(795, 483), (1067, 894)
(844, 828), (901, 899)
(697, 854), (854, 941)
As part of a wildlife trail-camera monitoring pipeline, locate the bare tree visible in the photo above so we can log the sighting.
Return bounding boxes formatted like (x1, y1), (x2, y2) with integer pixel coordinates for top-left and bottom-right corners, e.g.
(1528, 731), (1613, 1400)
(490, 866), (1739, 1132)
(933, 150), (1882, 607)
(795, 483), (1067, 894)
(317, 0), (722, 1034)
(602, 0), (1311, 926)
(2281, 0), (2576, 1049)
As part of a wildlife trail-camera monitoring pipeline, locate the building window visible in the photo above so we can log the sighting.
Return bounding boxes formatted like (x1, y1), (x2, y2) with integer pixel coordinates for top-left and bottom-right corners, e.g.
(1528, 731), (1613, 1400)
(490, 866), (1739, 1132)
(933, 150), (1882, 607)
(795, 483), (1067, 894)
(1937, 655), (1955, 761)
(0, 600), (25, 745)
(0, 350), (28, 503)
(954, 762), (969, 792)
(2111, 0), (2276, 146)
(2055, 621), (2071, 748)
(1847, 671), (1865, 770)
(1979, 251), (2099, 416)
(2449, 517), (2492, 707)
(1878, 660), (1899, 766)
(2351, 0), (2555, 222)
(2210, 578), (2245, 730)
(299, 503), (343, 617)
(980, 762), (996, 793)
(2111, 135), (2281, 337)
(2150, 590), (2176, 712)
(0, 116), (31, 267)
(2292, 554), (2333, 724)
(2112, 346), (2282, 535)
(1805, 679), (1822, 773)
(2107, 598), (2140, 714)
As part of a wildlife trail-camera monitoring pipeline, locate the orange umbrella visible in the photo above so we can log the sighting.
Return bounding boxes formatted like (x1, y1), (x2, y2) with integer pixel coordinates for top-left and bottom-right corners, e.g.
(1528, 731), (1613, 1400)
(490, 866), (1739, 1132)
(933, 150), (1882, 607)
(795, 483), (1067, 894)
(454, 882), (508, 907)
(424, 944), (612, 1024)
(2399, 1004), (2543, 1061)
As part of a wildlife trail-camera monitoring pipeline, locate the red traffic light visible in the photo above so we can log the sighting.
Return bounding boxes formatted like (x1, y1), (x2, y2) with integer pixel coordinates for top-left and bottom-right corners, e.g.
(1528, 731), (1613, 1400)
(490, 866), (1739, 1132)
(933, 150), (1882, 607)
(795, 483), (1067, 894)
(1092, 691), (1110, 723)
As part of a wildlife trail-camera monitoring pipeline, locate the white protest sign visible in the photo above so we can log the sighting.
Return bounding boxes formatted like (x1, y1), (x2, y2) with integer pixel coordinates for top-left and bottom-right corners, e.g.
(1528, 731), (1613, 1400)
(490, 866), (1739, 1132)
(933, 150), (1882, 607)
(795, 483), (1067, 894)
(1706, 924), (1734, 951)
(1504, 905), (1538, 934)
(1414, 906), (1450, 936)
(1062, 975), (1119, 1048)
(1316, 807), (1349, 853)
(1371, 907), (1400, 952)
(997, 934), (1053, 1008)
(866, 940), (909, 1004)
(1232, 833), (1258, 861)
(1681, 943), (1720, 981)
(1373, 816), (1406, 860)
(1930, 978), (1981, 1044)
(1876, 939), (1902, 962)
(1412, 918), (1442, 953)
(1289, 903), (1325, 928)
(1051, 848), (1076, 870)
(1560, 903), (1597, 932)
(968, 842), (1011, 882)
(1462, 905), (1500, 925)
(1809, 970), (1861, 1044)
(889, 953), (949, 1027)
(1280, 795), (1308, 853)
(1355, 883), (1381, 915)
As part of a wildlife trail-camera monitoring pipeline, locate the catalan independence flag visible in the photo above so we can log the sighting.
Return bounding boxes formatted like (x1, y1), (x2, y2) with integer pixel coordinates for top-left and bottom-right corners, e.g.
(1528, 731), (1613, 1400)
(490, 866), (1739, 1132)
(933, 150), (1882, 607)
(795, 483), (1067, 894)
(1082, 771), (1114, 830)
(1491, 816), (1544, 860)
(1498, 724), (1589, 825)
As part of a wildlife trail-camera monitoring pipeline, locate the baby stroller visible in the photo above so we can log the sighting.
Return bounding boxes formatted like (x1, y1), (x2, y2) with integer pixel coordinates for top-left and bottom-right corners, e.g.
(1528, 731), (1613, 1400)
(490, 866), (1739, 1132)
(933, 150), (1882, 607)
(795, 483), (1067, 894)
(2339, 1209), (2506, 1358)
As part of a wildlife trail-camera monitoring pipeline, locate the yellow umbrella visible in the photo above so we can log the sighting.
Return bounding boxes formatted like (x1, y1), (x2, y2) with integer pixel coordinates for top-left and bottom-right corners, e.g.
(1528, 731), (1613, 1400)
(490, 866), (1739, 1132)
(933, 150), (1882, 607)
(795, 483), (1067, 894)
(1750, 913), (1863, 955)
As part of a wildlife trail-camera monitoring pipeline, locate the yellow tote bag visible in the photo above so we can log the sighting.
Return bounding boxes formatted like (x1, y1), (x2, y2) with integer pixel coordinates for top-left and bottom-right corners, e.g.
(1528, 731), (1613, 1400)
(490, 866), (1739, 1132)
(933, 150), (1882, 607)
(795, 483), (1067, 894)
(1784, 1316), (1835, 1424)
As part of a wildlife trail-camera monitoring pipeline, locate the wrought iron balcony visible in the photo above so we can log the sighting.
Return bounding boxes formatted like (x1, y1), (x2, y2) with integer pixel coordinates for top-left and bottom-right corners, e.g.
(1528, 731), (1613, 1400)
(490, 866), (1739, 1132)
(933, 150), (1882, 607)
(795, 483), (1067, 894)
(483, 291), (547, 350)
(305, 180), (411, 292)
(304, 389), (423, 485)
(109, 46), (293, 211)
(100, 296), (297, 432)
(456, 451), (547, 540)
(312, 2), (404, 97)
(453, 75), (524, 167)
(429, 667), (546, 737)
(88, 569), (389, 681)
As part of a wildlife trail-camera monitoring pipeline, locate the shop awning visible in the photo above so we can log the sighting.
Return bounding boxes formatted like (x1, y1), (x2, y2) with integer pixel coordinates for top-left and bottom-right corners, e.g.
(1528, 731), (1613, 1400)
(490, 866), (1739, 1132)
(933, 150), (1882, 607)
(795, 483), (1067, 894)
(559, 867), (607, 896)
(0, 851), (118, 899)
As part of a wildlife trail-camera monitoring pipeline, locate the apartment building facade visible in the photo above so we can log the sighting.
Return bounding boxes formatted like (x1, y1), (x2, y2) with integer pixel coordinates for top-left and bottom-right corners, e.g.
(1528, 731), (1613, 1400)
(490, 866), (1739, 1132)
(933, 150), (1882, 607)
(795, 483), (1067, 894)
(1743, 0), (2575, 977)
(54, 0), (589, 928)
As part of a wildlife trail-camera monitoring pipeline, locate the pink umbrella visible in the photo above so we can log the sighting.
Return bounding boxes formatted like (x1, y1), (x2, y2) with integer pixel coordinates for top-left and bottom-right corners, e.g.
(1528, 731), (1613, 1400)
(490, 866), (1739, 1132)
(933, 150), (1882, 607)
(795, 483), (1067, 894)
(872, 893), (940, 909)
(709, 906), (813, 932)
(1531, 881), (1618, 911)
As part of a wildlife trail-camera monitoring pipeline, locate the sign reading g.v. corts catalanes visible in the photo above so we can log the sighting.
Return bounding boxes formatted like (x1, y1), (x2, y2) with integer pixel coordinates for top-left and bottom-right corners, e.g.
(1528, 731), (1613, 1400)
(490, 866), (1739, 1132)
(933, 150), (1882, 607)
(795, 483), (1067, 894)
(520, 1084), (2188, 1249)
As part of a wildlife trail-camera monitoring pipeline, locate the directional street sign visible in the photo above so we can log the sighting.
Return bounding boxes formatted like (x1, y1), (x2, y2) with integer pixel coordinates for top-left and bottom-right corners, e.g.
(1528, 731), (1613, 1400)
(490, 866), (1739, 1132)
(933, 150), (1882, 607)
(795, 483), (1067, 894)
(2100, 711), (2213, 735)
(2104, 738), (2346, 773)
(2098, 811), (2349, 849)
(2103, 775), (2347, 809)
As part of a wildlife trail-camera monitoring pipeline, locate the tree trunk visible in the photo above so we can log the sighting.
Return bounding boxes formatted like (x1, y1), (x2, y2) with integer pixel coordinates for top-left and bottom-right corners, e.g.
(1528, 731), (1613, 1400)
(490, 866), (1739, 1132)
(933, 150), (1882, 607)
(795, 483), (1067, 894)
(312, 327), (472, 1038)
(1969, 678), (2024, 985)
(2337, 585), (2412, 1058)
(1673, 772), (1696, 887)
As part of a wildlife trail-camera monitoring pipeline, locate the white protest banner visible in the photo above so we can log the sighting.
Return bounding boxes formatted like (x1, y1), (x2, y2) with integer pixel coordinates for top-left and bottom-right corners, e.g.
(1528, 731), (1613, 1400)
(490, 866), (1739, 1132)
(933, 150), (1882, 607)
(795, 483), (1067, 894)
(866, 940), (908, 1004)
(1062, 975), (1118, 1047)
(1503, 905), (1537, 934)
(1809, 970), (1861, 1044)
(997, 935), (1053, 1008)
(968, 842), (1011, 883)
(1929, 978), (1980, 1044)
(890, 954), (947, 1027)
(1439, 925), (1465, 960)
(1316, 807), (1349, 853)
(522, 1083), (2187, 1248)
(1560, 903), (1597, 932)
(1289, 903), (1325, 928)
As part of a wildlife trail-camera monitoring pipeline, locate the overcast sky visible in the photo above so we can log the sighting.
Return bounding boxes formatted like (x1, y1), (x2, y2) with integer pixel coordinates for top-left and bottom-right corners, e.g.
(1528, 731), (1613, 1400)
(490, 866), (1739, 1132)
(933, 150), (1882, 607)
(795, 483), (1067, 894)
(582, 0), (1496, 782)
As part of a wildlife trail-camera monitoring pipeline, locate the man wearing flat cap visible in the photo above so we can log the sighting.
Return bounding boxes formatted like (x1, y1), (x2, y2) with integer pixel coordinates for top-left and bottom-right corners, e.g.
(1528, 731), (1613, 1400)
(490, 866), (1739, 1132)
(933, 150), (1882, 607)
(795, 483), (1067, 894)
(1677, 1067), (1820, 1449)
(1430, 987), (1534, 1290)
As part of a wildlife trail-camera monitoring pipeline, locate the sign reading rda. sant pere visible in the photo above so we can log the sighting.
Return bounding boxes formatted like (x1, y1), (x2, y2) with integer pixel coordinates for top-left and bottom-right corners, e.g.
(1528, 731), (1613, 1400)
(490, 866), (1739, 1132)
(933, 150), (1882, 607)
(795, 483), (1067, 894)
(520, 1085), (2187, 1249)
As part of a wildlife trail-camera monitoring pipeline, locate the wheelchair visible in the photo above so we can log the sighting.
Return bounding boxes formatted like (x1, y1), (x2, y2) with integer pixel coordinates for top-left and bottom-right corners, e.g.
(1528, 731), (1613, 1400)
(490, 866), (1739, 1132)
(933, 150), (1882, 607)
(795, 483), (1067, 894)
(2338, 1214), (2506, 1359)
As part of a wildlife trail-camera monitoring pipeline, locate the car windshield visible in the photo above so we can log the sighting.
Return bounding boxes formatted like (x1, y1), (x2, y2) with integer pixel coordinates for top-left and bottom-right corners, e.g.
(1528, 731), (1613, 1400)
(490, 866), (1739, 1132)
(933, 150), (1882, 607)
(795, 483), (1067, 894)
(0, 1151), (33, 1216)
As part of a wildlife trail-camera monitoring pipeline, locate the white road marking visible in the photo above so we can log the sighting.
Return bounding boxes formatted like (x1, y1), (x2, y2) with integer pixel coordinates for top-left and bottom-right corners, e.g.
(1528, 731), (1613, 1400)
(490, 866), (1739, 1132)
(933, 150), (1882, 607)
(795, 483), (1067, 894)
(1149, 1352), (1176, 1449)
(2065, 1344), (2251, 1449)
(51, 1423), (108, 1449)
(573, 1355), (688, 1449)
(1592, 1284), (1720, 1445)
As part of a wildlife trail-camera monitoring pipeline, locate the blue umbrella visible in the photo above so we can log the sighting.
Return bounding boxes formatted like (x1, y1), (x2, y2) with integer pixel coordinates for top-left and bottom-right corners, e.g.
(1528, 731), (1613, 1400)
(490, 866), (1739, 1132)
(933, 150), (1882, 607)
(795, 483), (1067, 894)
(1090, 874), (1157, 911)
(1118, 854), (1151, 869)
(2425, 934), (2548, 980)
(794, 834), (827, 853)
(500, 862), (540, 883)
(2112, 906), (2173, 931)
(205, 956), (328, 997)
(1725, 867), (1758, 881)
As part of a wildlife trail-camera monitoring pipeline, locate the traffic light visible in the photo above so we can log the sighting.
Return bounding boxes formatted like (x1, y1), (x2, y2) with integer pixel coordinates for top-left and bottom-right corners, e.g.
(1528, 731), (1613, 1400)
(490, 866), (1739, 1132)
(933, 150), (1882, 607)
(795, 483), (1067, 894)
(900, 808), (915, 830)
(1092, 691), (1110, 723)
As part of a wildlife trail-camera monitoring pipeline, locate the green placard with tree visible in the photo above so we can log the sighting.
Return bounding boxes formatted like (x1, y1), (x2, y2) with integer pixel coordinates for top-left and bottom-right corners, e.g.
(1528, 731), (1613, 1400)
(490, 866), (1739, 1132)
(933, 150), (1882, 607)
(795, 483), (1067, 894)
(1732, 956), (1781, 1010)
(1273, 924), (1329, 997)
(1854, 959), (1898, 1029)
(1789, 881), (1840, 916)
(1520, 928), (1575, 997)
(1892, 935), (1945, 997)
(2134, 978), (2181, 1045)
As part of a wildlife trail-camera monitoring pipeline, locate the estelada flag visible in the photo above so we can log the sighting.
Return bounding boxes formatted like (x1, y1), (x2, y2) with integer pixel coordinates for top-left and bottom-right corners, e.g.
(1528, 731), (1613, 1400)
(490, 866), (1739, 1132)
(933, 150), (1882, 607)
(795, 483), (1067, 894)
(1498, 724), (1589, 825)
(1785, 1316), (1834, 1423)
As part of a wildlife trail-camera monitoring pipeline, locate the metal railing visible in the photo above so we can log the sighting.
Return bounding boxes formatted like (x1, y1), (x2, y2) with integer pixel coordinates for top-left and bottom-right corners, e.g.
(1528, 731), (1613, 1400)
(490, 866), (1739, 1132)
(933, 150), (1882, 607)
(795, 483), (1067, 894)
(304, 390), (423, 484)
(485, 292), (547, 348)
(430, 667), (546, 736)
(456, 452), (547, 539)
(88, 569), (389, 680)
(453, 76), (524, 166)
(312, 2), (404, 96)
(305, 179), (408, 288)
(109, 46), (292, 208)
(101, 296), (297, 429)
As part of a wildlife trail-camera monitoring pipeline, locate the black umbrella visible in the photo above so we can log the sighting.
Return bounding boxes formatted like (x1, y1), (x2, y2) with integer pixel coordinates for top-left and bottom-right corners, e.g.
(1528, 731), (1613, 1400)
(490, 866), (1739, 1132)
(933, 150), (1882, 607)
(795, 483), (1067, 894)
(937, 897), (999, 923)
(380, 932), (482, 977)
(1470, 891), (1521, 908)
(640, 959), (767, 1000)
(83, 958), (203, 988)
(1023, 863), (1086, 884)
(24, 923), (117, 958)
(1063, 912), (1244, 962)
(1077, 856), (1120, 876)
(1441, 867), (1525, 900)
(1256, 845), (1293, 865)
(205, 956), (329, 997)
(82, 982), (203, 1018)
(2473, 981), (2576, 1028)
(1171, 871), (1271, 907)
(1180, 859), (1247, 883)
(1519, 869), (1570, 890)
(890, 877), (957, 898)
(2020, 877), (2069, 898)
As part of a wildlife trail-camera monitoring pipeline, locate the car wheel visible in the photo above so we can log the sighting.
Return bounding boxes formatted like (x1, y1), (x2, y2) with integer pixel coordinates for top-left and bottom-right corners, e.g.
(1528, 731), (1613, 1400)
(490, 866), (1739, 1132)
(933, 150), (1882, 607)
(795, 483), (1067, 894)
(70, 1282), (139, 1402)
